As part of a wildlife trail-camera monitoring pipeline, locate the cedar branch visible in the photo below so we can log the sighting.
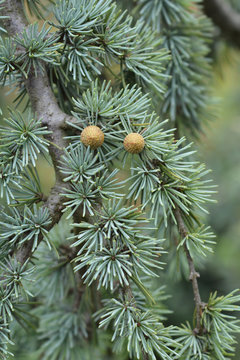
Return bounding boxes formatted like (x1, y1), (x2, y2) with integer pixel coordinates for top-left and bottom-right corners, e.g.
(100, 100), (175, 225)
(2, 0), (75, 264)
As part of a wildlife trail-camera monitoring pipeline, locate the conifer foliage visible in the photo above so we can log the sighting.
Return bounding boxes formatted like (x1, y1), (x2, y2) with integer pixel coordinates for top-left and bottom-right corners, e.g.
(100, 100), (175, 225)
(0, 0), (239, 359)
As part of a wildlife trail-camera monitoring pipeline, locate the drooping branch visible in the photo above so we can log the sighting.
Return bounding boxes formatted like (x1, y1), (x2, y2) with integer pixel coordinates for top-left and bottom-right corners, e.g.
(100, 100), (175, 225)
(202, 0), (240, 48)
(2, 0), (76, 264)
(174, 205), (204, 332)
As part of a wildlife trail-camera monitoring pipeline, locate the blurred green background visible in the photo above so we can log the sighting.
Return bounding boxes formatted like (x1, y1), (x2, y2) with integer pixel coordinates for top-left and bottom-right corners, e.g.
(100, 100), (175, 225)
(199, 50), (240, 297)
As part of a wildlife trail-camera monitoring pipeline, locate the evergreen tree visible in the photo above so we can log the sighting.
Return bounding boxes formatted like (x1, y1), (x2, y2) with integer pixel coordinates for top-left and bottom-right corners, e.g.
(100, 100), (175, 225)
(0, 0), (239, 359)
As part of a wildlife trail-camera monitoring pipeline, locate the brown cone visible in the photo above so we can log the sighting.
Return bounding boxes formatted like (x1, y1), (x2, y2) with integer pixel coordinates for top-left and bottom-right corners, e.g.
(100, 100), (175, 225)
(81, 125), (104, 149)
(123, 133), (145, 154)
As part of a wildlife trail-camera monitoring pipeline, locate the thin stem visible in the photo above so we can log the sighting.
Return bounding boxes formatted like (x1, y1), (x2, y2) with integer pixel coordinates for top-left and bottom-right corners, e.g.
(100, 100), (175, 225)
(172, 111), (205, 332)
(120, 58), (127, 89)
(174, 205), (203, 332)
(105, 65), (121, 81)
